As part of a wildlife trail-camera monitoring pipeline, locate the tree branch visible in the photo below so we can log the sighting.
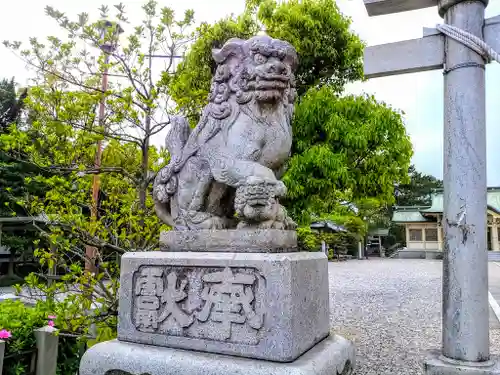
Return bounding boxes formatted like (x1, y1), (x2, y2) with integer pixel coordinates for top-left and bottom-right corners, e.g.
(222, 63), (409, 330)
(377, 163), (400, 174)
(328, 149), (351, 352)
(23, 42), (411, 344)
(111, 52), (149, 100)
(14, 51), (149, 111)
(49, 166), (139, 183)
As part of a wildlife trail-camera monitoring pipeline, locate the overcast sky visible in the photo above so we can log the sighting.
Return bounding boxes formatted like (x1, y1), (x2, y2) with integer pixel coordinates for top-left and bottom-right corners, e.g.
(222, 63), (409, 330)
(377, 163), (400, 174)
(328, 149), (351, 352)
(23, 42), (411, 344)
(2, 0), (500, 184)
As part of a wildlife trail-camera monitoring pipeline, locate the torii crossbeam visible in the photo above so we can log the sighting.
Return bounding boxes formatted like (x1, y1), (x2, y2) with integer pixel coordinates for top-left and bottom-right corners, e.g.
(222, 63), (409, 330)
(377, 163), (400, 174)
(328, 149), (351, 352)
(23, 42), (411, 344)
(363, 0), (500, 373)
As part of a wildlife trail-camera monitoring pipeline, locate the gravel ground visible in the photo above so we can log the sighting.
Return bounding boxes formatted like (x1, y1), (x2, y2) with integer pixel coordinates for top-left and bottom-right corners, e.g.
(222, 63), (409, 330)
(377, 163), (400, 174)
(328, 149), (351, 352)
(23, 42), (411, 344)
(328, 259), (500, 375)
(3, 258), (500, 374)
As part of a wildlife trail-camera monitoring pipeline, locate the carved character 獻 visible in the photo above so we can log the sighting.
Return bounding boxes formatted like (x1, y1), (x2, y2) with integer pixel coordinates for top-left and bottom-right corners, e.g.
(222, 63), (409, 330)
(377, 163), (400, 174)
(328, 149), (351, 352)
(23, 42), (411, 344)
(134, 268), (193, 331)
(153, 35), (298, 230)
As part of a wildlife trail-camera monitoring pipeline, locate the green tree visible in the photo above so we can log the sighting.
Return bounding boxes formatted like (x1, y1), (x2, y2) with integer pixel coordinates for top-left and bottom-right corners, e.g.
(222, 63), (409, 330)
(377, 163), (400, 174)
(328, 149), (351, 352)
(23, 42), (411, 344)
(283, 88), (412, 224)
(169, 0), (411, 229)
(170, 0), (364, 123)
(1, 1), (193, 340)
(5, 0), (194, 211)
(394, 164), (443, 207)
(0, 78), (46, 280)
(0, 77), (27, 131)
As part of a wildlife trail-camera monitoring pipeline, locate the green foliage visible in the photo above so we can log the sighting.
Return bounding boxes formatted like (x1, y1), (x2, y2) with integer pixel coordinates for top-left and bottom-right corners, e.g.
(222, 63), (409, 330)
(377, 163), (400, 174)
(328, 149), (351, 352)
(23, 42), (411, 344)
(5, 136), (168, 340)
(296, 225), (358, 257)
(282, 87), (412, 224)
(171, 0), (363, 122)
(1, 1), (185, 342)
(0, 300), (81, 375)
(256, 0), (364, 95)
(170, 13), (257, 123)
(0, 77), (27, 132)
(0, 77), (48, 273)
(395, 165), (443, 207)
(296, 226), (319, 251)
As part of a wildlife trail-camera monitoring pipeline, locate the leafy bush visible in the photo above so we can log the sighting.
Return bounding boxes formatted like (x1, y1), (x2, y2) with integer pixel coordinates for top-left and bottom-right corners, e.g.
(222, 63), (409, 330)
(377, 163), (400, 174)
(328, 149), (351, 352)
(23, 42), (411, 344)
(0, 299), (81, 375)
(297, 226), (320, 251)
(297, 225), (358, 257)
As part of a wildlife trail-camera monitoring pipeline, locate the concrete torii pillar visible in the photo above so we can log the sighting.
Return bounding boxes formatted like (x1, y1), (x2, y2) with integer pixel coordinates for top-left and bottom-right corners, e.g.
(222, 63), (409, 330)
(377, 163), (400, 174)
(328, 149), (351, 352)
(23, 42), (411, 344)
(363, 0), (500, 373)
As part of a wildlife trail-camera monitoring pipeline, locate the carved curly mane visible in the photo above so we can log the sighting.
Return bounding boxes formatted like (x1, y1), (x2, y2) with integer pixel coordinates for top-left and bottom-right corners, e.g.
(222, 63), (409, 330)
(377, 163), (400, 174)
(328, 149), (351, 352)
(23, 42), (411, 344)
(153, 35), (298, 229)
(176, 36), (298, 170)
(205, 36), (297, 122)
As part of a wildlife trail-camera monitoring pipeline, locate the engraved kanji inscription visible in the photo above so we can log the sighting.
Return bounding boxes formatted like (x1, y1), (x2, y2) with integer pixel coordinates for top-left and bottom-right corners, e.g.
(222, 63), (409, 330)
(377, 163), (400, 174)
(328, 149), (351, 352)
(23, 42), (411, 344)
(131, 266), (265, 344)
(133, 267), (192, 332)
(197, 267), (263, 339)
(158, 272), (193, 327)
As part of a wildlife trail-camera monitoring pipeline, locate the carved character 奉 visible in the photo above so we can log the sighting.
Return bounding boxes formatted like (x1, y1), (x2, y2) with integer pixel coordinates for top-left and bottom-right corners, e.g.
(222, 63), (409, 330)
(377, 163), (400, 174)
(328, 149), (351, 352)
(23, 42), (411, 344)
(153, 35), (298, 230)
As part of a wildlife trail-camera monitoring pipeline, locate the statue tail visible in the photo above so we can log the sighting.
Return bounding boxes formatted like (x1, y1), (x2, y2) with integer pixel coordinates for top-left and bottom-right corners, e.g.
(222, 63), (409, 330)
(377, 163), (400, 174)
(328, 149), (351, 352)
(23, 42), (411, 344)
(165, 115), (191, 163)
(153, 116), (191, 227)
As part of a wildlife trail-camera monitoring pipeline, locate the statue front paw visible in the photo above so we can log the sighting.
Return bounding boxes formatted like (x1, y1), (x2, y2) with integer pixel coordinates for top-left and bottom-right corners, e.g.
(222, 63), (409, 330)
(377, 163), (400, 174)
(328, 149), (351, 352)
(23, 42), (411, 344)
(175, 210), (230, 230)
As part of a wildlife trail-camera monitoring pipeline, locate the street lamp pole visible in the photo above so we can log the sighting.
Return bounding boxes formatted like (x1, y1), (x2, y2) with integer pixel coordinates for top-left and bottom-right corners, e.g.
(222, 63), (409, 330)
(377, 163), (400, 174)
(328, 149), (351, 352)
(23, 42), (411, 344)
(85, 21), (123, 273)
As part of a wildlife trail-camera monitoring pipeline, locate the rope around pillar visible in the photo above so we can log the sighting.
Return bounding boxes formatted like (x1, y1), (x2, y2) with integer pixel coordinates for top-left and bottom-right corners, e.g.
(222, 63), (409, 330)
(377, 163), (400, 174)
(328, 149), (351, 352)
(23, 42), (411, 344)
(436, 23), (500, 64)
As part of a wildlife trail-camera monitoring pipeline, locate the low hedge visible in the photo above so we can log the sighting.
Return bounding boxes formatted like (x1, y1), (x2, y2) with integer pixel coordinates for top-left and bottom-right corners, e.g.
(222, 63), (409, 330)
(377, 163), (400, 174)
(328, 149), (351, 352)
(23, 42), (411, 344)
(0, 299), (82, 375)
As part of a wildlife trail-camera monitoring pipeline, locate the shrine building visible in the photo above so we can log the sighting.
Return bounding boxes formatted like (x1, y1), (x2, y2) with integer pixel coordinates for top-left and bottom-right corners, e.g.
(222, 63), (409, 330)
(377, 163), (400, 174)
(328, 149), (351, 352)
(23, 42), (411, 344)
(392, 187), (500, 259)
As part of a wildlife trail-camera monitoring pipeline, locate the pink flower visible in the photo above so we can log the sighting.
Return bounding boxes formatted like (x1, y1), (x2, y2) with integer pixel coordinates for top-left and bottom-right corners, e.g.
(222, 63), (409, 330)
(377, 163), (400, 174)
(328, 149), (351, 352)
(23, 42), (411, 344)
(47, 321), (55, 327)
(0, 329), (12, 339)
(48, 315), (56, 320)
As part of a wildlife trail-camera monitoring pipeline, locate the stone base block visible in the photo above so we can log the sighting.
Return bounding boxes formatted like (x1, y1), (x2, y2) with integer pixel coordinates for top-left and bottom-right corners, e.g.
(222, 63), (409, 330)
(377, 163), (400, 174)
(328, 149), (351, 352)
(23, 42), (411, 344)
(80, 334), (355, 375)
(118, 251), (329, 362)
(160, 229), (298, 252)
(424, 350), (500, 375)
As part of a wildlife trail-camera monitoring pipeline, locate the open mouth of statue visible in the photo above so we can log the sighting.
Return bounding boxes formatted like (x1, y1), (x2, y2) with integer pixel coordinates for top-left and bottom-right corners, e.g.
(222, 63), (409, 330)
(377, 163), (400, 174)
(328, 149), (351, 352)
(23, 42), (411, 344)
(255, 79), (288, 91)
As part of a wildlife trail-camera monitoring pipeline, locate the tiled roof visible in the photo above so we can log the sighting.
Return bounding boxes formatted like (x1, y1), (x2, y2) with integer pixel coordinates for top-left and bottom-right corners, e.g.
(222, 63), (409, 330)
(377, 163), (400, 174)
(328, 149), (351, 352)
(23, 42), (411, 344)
(488, 189), (500, 212)
(392, 210), (431, 222)
(420, 193), (443, 213)
(393, 187), (500, 222)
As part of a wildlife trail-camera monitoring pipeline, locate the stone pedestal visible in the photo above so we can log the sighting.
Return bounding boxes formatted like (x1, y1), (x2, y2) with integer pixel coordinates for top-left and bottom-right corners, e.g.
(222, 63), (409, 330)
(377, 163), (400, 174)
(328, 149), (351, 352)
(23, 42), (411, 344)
(80, 335), (354, 375)
(80, 229), (356, 375)
(424, 350), (500, 375)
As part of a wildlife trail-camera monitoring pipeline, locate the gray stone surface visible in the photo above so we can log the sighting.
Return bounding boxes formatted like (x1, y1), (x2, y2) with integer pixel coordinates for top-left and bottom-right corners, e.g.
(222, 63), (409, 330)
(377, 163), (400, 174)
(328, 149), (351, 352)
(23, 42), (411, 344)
(395, 250), (442, 259)
(34, 326), (59, 375)
(117, 251), (329, 362)
(79, 334), (355, 375)
(152, 35), (298, 231)
(424, 349), (500, 375)
(0, 340), (4, 375)
(362, 8), (500, 78)
(328, 259), (443, 375)
(440, 0), (489, 362)
(160, 228), (298, 252)
(79, 258), (500, 375)
(363, 0), (436, 16)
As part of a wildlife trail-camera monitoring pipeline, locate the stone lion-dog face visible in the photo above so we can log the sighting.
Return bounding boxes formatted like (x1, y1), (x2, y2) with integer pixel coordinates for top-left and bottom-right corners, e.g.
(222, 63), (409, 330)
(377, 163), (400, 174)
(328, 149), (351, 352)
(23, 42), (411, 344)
(208, 35), (298, 118)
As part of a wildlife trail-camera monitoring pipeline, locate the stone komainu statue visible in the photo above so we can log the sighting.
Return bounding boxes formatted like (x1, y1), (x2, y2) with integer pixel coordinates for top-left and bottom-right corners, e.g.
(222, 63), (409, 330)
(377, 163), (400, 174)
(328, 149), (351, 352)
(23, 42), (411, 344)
(153, 35), (298, 231)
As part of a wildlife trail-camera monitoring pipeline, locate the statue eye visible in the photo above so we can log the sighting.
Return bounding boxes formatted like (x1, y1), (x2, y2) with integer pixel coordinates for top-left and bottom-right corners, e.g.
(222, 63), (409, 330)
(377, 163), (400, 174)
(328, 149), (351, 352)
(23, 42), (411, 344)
(254, 53), (267, 65)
